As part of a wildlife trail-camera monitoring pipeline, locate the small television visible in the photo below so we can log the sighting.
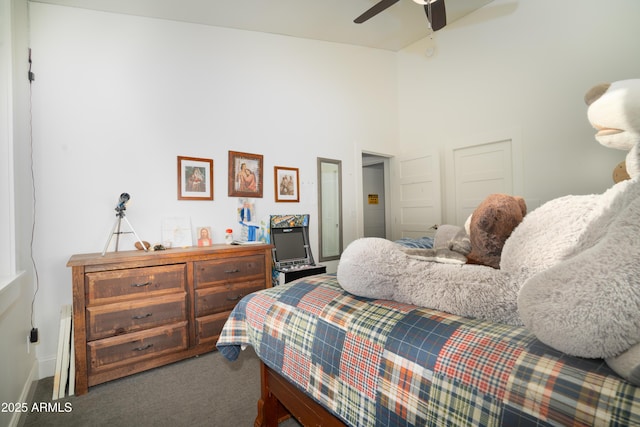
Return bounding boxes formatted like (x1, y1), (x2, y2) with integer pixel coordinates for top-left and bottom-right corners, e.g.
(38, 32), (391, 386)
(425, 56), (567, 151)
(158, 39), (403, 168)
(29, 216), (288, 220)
(271, 226), (312, 270)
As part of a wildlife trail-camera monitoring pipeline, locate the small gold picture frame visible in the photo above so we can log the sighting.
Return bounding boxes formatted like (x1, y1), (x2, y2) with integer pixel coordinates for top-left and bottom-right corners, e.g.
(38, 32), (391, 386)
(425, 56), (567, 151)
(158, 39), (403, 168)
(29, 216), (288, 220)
(274, 166), (300, 203)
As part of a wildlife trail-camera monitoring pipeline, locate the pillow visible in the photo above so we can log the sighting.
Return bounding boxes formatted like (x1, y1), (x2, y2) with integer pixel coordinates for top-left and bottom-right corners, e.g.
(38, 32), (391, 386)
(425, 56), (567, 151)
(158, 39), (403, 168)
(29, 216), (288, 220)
(398, 225), (469, 265)
(394, 236), (434, 249)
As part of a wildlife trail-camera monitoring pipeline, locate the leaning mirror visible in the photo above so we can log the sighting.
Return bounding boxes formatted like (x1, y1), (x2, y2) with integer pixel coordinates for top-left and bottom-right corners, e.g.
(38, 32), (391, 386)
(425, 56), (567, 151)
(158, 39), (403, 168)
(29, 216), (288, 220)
(317, 158), (343, 261)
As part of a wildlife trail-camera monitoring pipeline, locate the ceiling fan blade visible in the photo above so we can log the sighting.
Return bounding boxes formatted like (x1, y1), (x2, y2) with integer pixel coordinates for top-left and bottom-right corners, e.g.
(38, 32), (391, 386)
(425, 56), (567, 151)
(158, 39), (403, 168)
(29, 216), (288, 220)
(354, 0), (401, 24)
(424, 0), (446, 31)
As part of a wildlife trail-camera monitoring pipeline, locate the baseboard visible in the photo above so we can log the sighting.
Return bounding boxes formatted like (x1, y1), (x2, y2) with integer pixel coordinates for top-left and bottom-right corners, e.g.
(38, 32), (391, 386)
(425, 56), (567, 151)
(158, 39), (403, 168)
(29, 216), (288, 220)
(11, 358), (39, 427)
(38, 353), (57, 379)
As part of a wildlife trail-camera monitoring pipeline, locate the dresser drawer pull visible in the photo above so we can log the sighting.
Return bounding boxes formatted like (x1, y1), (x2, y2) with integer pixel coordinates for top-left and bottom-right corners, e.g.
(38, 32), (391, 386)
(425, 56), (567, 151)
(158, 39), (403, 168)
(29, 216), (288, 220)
(133, 343), (154, 352)
(130, 281), (152, 288)
(224, 269), (240, 274)
(132, 313), (153, 320)
(227, 294), (243, 301)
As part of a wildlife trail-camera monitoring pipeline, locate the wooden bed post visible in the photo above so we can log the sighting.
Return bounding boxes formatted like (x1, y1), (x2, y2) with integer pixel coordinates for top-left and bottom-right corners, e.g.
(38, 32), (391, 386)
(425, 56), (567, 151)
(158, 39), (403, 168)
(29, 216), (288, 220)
(255, 361), (347, 427)
(255, 361), (281, 427)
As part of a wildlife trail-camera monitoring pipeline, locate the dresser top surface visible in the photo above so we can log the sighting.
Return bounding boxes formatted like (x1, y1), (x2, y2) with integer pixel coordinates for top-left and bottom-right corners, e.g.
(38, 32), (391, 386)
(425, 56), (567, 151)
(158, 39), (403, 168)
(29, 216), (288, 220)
(67, 244), (273, 268)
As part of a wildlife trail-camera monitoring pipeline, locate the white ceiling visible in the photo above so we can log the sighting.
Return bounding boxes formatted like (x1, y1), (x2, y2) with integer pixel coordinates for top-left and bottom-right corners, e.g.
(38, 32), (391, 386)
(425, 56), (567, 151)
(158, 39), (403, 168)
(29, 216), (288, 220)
(32, 0), (494, 51)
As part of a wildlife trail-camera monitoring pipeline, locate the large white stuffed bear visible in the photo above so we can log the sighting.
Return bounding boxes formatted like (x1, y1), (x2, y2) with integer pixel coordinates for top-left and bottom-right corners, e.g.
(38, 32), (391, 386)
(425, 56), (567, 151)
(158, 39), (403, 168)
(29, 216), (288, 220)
(518, 79), (640, 384)
(337, 79), (640, 384)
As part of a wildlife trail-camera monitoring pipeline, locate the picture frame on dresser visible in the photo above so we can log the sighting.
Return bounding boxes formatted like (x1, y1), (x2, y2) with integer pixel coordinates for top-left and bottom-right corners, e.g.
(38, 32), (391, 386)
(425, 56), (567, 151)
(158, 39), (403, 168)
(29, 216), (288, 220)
(161, 216), (193, 248)
(228, 151), (263, 198)
(177, 156), (213, 200)
(274, 166), (300, 203)
(196, 226), (212, 246)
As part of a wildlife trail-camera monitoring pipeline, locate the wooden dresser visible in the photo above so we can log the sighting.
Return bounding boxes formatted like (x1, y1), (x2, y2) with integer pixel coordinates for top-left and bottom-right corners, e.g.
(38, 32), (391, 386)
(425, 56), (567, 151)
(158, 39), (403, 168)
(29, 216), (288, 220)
(67, 244), (272, 395)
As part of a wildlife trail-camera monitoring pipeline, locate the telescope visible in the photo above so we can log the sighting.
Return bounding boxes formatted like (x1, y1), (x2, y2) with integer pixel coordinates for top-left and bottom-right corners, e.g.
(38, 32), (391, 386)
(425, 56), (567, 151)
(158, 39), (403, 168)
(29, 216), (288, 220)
(115, 193), (130, 214)
(102, 192), (147, 255)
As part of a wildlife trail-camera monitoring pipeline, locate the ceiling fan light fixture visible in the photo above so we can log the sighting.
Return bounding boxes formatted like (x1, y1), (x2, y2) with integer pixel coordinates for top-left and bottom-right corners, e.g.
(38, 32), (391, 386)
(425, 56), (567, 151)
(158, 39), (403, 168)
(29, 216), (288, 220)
(412, 0), (438, 4)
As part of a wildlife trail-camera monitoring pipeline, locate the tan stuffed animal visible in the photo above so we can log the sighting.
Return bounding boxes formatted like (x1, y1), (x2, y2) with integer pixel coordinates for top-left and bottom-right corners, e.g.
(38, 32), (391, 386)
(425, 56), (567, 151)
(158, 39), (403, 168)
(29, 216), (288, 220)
(400, 194), (526, 269)
(465, 194), (527, 269)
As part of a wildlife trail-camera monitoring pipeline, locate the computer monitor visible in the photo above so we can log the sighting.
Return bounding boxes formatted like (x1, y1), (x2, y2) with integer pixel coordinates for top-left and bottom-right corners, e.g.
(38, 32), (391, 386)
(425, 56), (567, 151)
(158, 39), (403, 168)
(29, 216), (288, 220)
(271, 226), (312, 270)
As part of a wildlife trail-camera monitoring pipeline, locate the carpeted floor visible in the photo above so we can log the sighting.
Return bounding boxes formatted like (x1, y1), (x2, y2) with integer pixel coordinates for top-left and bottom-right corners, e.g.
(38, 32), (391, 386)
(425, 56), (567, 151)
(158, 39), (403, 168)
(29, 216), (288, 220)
(19, 347), (301, 427)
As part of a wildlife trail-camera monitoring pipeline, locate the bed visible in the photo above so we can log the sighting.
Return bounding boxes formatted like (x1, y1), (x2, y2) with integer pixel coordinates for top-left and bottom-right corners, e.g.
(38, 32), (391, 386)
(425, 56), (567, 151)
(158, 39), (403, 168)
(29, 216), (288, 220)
(216, 274), (640, 426)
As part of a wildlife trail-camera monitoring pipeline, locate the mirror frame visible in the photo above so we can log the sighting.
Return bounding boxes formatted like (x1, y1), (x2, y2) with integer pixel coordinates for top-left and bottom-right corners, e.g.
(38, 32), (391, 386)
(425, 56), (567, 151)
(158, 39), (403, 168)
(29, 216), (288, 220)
(317, 158), (343, 262)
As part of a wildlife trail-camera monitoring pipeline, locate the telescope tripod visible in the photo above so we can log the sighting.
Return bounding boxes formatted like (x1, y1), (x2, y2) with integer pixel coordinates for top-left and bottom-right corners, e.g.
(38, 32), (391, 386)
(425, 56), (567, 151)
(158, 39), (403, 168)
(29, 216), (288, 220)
(102, 210), (148, 256)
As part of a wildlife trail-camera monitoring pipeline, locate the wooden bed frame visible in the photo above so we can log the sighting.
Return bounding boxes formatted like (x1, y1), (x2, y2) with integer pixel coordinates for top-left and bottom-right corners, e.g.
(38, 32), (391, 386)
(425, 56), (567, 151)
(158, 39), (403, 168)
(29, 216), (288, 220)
(255, 361), (346, 427)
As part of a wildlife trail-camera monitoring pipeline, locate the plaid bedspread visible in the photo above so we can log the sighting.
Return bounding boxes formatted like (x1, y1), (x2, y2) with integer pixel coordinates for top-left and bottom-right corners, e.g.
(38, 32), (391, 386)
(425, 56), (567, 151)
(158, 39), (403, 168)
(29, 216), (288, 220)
(216, 274), (640, 427)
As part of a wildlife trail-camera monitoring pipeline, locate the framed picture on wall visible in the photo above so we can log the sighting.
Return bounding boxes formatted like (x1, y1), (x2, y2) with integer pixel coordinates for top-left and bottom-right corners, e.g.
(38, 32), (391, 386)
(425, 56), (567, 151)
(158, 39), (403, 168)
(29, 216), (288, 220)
(177, 156), (213, 200)
(228, 151), (263, 198)
(274, 166), (300, 203)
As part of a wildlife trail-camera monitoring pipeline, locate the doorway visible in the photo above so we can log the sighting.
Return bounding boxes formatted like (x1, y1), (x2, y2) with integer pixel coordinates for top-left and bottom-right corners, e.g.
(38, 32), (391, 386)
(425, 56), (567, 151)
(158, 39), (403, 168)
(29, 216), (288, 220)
(362, 154), (390, 239)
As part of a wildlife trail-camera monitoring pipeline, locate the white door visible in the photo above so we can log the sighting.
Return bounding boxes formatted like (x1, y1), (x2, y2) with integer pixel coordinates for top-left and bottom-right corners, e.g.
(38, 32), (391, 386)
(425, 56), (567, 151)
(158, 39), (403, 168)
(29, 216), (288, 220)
(391, 151), (441, 240)
(447, 139), (514, 226)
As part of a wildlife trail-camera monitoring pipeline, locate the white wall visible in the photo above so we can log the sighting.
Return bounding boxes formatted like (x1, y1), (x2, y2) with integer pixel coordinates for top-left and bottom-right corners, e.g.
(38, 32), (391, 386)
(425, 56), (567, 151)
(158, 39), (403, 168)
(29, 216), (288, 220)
(28, 3), (398, 376)
(398, 0), (640, 215)
(1, 0), (38, 425)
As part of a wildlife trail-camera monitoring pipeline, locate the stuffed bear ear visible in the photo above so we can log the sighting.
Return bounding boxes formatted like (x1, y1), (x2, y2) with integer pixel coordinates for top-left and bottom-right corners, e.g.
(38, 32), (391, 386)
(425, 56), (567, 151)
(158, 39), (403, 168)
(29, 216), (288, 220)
(515, 196), (527, 217)
(584, 82), (610, 106)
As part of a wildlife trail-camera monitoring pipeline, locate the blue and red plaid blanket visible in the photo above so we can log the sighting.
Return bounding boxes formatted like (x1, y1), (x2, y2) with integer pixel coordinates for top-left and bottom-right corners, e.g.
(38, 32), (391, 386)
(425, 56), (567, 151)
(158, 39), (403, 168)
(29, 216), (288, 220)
(217, 274), (640, 426)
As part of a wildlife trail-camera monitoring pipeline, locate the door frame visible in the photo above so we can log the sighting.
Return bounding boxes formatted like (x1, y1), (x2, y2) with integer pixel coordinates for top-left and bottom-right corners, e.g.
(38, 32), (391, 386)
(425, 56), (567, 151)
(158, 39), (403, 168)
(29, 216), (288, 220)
(356, 150), (393, 240)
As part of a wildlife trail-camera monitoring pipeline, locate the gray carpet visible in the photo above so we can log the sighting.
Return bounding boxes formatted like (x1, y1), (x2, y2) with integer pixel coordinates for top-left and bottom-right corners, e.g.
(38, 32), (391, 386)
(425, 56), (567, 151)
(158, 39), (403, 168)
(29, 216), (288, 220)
(20, 347), (301, 427)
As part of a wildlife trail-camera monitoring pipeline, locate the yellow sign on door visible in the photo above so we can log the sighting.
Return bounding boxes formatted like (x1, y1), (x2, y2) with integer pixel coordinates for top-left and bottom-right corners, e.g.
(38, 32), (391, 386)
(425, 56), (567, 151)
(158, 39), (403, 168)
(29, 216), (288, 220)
(368, 194), (379, 205)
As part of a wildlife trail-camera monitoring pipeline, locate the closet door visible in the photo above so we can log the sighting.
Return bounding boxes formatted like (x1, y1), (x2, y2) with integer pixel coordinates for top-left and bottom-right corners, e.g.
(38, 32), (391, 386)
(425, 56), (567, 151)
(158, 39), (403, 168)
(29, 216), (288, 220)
(445, 138), (517, 226)
(390, 150), (441, 240)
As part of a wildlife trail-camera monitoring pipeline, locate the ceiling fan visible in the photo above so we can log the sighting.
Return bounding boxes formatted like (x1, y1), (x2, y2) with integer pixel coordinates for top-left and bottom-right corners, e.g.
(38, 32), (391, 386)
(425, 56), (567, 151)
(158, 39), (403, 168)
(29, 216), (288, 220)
(354, 0), (446, 31)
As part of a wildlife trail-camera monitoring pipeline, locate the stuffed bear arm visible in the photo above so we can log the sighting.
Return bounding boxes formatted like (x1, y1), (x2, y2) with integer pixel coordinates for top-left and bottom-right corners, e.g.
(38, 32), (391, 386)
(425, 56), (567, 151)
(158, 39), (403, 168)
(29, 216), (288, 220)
(337, 237), (522, 325)
(517, 194), (640, 384)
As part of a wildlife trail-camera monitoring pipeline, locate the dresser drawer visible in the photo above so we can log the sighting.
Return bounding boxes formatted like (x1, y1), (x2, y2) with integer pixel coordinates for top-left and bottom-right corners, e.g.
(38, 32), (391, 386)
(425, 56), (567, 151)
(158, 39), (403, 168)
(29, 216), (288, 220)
(85, 264), (186, 305)
(195, 312), (230, 345)
(195, 280), (264, 317)
(194, 255), (265, 288)
(86, 293), (187, 341)
(88, 322), (188, 374)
